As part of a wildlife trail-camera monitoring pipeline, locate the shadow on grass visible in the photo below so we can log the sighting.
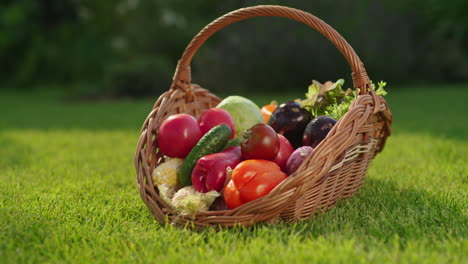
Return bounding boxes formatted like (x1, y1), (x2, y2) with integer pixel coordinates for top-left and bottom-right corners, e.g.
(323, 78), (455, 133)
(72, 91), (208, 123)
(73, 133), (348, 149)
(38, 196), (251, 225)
(325, 178), (465, 239)
(2, 177), (465, 255)
(183, 178), (466, 245)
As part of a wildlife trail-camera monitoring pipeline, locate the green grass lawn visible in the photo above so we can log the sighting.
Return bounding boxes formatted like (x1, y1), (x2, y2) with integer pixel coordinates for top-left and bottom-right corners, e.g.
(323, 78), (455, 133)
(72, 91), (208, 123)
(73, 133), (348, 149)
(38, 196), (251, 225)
(1, 85), (467, 263)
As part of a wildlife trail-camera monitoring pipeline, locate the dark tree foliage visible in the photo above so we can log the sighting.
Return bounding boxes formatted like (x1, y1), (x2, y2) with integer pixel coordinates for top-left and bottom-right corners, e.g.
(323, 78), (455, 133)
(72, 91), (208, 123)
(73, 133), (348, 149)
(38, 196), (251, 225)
(1, 0), (467, 97)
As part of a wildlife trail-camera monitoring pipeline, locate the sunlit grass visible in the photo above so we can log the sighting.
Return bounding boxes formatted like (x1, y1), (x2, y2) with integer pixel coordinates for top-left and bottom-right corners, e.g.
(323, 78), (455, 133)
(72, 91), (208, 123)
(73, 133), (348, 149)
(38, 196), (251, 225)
(1, 85), (467, 263)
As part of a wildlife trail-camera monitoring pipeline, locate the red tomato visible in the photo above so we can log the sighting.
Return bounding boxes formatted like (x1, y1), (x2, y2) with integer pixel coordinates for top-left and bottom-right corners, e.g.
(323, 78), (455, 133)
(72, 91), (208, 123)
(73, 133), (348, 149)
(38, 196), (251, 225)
(241, 124), (279, 160)
(198, 108), (235, 139)
(273, 134), (294, 172)
(157, 114), (202, 158)
(223, 160), (287, 209)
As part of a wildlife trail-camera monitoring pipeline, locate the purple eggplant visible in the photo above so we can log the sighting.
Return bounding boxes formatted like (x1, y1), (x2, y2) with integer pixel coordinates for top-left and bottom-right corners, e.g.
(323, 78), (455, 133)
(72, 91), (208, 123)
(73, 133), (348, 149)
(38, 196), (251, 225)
(268, 101), (312, 149)
(302, 116), (337, 148)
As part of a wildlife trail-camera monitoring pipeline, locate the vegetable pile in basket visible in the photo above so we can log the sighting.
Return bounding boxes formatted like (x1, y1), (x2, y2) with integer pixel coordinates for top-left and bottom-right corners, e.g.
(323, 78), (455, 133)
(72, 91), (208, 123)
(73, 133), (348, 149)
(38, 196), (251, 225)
(153, 79), (387, 217)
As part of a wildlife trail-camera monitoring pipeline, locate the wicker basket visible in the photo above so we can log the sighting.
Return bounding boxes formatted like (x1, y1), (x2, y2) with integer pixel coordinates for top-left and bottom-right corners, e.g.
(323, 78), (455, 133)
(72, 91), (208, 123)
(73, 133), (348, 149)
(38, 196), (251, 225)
(135, 5), (392, 228)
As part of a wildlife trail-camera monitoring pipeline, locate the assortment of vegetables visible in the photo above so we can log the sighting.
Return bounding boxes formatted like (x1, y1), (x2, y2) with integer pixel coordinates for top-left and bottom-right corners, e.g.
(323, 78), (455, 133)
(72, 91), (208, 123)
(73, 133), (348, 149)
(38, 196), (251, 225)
(153, 79), (387, 217)
(177, 124), (232, 186)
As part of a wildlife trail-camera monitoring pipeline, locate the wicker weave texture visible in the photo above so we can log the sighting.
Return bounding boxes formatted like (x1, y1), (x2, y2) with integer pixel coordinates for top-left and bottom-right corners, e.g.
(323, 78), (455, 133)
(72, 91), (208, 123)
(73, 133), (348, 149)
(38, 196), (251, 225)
(135, 5), (392, 228)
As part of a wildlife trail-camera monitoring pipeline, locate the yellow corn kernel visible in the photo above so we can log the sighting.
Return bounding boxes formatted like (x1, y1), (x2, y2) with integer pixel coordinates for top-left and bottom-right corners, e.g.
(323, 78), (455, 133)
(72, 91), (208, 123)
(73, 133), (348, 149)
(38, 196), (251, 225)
(152, 158), (183, 188)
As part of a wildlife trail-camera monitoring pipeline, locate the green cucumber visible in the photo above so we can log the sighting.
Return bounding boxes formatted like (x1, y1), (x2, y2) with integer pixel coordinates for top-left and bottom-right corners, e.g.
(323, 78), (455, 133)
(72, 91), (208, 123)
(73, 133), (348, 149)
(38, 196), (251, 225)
(223, 137), (241, 150)
(178, 124), (232, 186)
(222, 130), (251, 150)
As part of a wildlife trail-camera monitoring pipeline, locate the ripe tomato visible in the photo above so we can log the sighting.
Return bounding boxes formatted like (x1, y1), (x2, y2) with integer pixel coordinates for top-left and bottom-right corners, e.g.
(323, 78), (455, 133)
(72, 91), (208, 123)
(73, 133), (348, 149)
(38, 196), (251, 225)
(157, 114), (202, 158)
(241, 124), (279, 160)
(198, 108), (235, 139)
(273, 134), (294, 172)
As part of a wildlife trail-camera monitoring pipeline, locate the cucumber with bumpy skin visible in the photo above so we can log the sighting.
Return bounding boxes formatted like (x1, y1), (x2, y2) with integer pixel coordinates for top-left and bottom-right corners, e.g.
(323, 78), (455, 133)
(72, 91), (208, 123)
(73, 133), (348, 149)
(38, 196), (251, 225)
(178, 124), (232, 186)
(223, 137), (241, 150)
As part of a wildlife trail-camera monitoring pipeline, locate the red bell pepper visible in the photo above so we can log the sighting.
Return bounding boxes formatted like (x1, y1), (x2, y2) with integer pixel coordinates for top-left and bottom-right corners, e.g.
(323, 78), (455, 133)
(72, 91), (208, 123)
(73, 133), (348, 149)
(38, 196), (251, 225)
(191, 147), (241, 193)
(223, 159), (287, 209)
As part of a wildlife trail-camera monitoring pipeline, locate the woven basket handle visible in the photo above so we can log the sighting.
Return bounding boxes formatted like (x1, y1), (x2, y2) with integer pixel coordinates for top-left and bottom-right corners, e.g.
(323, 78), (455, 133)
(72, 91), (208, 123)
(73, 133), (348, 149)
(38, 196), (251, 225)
(172, 5), (372, 95)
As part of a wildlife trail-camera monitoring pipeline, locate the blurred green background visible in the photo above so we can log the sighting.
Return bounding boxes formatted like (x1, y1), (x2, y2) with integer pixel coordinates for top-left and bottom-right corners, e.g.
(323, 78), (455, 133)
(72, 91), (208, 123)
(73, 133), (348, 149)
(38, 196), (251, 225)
(1, 0), (467, 97)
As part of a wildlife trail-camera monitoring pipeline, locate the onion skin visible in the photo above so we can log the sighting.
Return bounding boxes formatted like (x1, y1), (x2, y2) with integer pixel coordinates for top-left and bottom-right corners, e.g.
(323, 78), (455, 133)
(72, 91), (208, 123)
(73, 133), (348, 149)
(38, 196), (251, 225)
(286, 146), (314, 175)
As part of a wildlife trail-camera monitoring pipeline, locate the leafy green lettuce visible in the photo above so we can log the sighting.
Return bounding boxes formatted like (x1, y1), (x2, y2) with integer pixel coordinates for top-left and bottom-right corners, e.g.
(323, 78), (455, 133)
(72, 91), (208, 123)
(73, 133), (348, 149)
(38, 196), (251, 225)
(299, 79), (387, 120)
